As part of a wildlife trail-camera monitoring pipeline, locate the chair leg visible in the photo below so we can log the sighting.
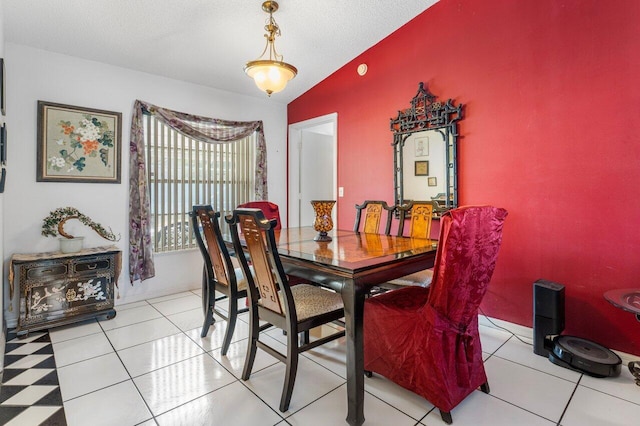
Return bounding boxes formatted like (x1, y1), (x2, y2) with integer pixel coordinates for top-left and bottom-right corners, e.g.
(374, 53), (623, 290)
(241, 309), (260, 381)
(480, 381), (490, 394)
(221, 295), (238, 356)
(439, 409), (453, 425)
(299, 330), (309, 345)
(279, 326), (299, 412)
(200, 269), (216, 338)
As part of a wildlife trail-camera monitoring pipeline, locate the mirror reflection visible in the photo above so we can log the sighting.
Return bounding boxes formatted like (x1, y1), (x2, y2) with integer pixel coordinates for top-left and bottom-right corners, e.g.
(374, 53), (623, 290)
(391, 83), (463, 215)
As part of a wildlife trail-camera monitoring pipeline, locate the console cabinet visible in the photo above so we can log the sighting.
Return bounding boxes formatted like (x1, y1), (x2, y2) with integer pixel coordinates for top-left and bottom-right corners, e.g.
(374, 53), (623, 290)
(9, 246), (121, 336)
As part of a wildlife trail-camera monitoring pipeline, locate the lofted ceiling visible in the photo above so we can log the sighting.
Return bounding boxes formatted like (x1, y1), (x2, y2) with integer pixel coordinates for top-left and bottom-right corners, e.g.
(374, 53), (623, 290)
(3, 0), (437, 104)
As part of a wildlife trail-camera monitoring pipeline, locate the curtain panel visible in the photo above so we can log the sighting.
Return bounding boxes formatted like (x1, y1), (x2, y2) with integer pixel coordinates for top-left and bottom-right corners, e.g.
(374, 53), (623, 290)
(128, 100), (268, 283)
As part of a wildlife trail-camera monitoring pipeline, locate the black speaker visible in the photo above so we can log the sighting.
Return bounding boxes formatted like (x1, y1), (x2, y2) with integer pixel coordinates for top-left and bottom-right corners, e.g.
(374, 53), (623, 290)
(533, 279), (565, 356)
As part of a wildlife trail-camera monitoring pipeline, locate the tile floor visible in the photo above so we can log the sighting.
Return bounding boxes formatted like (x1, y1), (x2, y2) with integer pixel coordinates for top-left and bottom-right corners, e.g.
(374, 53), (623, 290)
(3, 289), (640, 426)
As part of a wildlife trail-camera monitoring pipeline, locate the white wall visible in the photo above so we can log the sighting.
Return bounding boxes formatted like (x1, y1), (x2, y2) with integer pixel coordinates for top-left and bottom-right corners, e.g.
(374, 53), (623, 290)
(2, 43), (288, 326)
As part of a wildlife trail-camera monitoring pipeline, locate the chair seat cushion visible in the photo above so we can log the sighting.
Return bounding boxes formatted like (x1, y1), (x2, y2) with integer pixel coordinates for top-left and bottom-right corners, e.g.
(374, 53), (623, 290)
(386, 269), (433, 288)
(288, 284), (343, 322)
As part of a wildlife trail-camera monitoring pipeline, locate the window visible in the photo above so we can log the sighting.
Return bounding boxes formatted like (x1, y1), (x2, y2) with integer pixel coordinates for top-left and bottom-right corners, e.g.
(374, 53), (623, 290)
(143, 114), (256, 252)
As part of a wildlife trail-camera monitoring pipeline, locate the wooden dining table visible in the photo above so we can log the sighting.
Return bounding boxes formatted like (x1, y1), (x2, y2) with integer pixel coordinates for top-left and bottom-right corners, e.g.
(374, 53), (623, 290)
(272, 227), (438, 425)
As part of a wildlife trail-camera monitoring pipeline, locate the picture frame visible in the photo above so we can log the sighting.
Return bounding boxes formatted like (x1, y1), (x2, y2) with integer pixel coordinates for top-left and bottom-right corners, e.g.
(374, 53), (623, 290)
(414, 136), (429, 157)
(428, 176), (437, 186)
(0, 58), (5, 116)
(414, 160), (429, 176)
(37, 101), (122, 183)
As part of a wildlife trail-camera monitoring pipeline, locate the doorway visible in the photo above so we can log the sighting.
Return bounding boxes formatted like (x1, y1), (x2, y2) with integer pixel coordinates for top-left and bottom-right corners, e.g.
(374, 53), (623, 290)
(288, 113), (337, 228)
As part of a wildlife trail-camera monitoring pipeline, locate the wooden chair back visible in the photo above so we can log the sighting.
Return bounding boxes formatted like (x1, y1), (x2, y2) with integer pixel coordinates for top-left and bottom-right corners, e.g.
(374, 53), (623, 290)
(397, 201), (436, 238)
(229, 208), (286, 316)
(354, 200), (394, 235)
(191, 205), (233, 288)
(237, 201), (282, 230)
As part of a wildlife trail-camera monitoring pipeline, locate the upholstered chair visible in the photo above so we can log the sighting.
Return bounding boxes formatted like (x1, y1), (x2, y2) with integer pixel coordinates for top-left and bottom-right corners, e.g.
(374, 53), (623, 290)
(364, 205), (508, 424)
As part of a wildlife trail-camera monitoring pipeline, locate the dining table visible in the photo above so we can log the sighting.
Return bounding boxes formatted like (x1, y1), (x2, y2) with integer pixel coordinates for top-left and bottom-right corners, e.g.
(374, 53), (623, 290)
(271, 226), (438, 425)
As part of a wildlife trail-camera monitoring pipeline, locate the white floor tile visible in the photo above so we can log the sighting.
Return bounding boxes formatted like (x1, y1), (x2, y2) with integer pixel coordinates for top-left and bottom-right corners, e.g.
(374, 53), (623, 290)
(562, 384), (640, 425)
(494, 335), (582, 382)
(421, 390), (555, 425)
(484, 355), (576, 422)
(118, 333), (205, 377)
(105, 317), (181, 350)
(167, 307), (205, 332)
(64, 380), (152, 426)
(185, 317), (250, 352)
(152, 293), (202, 316)
(287, 384), (417, 426)
(58, 352), (130, 401)
(53, 332), (113, 367)
(210, 334), (283, 378)
(147, 291), (198, 304)
(155, 381), (282, 426)
(478, 324), (512, 354)
(134, 353), (236, 416)
(364, 373), (434, 420)
(99, 304), (162, 331)
(114, 300), (149, 311)
(302, 334), (348, 379)
(48, 319), (103, 343)
(241, 355), (344, 414)
(579, 365), (640, 405)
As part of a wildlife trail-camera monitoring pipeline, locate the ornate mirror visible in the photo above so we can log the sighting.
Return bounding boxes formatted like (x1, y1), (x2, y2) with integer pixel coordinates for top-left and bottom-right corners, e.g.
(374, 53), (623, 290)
(391, 82), (463, 215)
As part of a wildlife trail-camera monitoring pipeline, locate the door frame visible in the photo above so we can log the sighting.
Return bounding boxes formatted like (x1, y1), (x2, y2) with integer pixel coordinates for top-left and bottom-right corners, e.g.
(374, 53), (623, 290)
(287, 113), (338, 228)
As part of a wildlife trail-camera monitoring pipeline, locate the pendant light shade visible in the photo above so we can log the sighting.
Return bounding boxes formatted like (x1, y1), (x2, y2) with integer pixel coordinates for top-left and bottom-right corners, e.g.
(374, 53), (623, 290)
(244, 1), (297, 96)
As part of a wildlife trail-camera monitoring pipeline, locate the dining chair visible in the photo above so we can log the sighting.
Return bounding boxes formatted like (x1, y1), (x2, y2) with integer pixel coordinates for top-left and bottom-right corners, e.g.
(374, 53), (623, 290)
(237, 201), (282, 229)
(353, 200), (395, 235)
(190, 205), (249, 355)
(227, 208), (345, 412)
(364, 205), (508, 424)
(381, 200), (437, 290)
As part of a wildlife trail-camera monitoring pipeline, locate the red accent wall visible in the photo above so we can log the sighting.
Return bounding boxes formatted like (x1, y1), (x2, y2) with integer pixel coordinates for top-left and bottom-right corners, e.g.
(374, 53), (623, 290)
(288, 0), (640, 355)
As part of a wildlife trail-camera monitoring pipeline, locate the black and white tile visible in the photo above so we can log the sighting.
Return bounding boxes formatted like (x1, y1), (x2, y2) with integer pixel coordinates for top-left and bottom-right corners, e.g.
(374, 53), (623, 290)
(1, 331), (67, 425)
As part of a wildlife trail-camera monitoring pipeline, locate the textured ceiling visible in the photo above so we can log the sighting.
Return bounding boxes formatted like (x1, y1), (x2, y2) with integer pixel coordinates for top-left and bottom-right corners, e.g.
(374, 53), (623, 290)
(3, 0), (437, 104)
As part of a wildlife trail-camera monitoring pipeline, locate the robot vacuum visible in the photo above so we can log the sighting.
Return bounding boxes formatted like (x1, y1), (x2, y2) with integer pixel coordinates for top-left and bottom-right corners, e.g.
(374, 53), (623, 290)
(533, 280), (622, 378)
(548, 335), (622, 378)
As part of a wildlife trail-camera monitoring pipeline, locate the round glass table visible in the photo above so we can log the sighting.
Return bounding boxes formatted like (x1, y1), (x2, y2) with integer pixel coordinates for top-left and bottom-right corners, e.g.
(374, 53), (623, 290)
(604, 288), (640, 386)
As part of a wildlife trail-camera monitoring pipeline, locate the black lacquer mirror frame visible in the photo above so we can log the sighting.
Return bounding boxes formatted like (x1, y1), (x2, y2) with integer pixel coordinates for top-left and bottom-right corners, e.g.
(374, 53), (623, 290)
(391, 82), (463, 213)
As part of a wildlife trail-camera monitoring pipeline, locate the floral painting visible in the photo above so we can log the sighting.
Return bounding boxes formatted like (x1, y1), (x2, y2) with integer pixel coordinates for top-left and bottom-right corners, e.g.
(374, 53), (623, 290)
(37, 101), (122, 183)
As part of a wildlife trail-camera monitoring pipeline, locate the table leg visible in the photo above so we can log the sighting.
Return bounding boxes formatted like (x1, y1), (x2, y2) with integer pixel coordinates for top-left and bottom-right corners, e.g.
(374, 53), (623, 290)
(342, 278), (366, 426)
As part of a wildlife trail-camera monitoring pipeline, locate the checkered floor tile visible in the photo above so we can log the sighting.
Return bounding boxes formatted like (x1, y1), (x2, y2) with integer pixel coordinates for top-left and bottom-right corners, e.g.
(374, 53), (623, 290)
(1, 331), (67, 425)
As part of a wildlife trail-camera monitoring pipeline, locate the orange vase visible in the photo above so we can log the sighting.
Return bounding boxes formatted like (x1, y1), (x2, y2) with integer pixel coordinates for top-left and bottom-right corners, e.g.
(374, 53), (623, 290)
(311, 200), (335, 242)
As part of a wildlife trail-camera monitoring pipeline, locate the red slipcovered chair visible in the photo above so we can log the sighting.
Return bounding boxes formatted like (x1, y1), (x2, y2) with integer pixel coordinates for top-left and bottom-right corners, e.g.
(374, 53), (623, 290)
(237, 201), (282, 229)
(364, 205), (508, 424)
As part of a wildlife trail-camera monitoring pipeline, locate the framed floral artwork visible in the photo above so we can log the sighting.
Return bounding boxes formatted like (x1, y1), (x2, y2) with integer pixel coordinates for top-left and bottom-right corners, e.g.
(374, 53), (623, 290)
(36, 101), (122, 183)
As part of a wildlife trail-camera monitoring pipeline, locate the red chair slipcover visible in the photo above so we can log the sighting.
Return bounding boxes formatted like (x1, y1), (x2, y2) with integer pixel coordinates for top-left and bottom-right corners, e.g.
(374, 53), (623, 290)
(237, 201), (282, 229)
(364, 205), (508, 423)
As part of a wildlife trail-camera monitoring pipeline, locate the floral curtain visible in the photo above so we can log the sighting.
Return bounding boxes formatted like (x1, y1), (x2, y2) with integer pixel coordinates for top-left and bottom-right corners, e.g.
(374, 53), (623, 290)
(129, 100), (268, 283)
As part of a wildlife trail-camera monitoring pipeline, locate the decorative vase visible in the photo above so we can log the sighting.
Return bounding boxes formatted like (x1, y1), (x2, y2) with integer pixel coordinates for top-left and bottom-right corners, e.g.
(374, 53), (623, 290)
(59, 237), (84, 253)
(311, 200), (336, 242)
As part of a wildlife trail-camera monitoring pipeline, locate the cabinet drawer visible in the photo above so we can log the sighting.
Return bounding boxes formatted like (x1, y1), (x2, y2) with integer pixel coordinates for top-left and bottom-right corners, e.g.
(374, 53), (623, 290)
(72, 256), (112, 276)
(26, 264), (68, 280)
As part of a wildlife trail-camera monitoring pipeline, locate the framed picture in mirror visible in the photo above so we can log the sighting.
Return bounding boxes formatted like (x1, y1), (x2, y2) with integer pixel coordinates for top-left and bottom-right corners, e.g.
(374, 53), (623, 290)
(428, 177), (437, 186)
(414, 136), (429, 157)
(415, 160), (429, 176)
